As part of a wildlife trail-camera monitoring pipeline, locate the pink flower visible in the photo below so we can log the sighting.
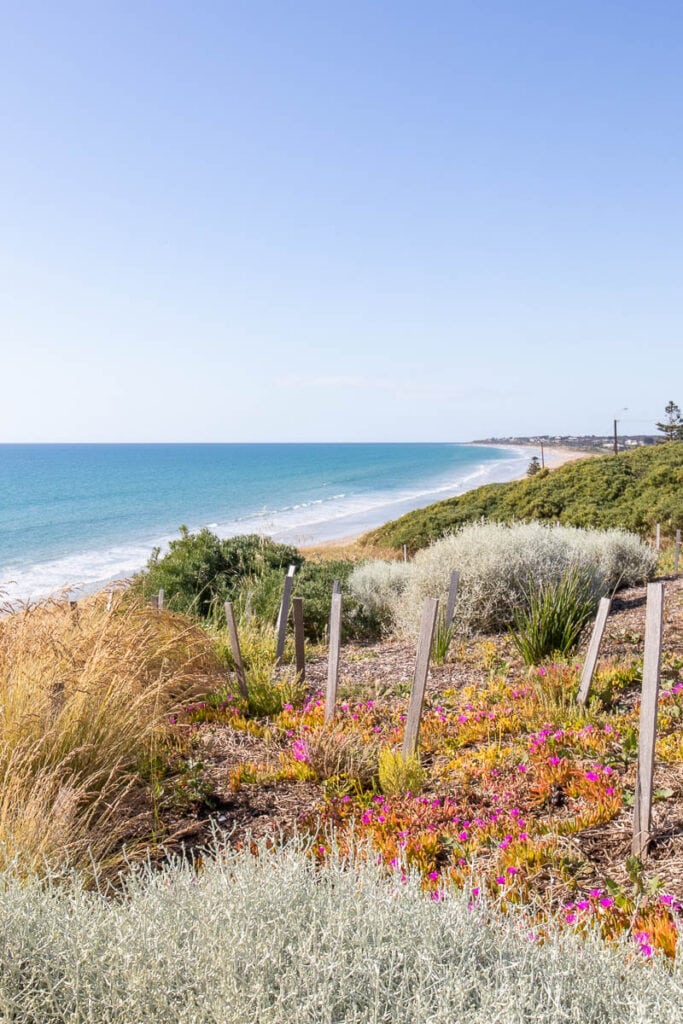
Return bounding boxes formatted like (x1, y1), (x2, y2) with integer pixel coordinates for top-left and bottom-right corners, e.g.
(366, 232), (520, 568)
(517, 764), (528, 773)
(291, 739), (309, 762)
(565, 912), (577, 924)
(507, 866), (518, 875)
(428, 871), (439, 880)
(495, 876), (506, 885)
(585, 771), (600, 781)
(599, 897), (614, 908)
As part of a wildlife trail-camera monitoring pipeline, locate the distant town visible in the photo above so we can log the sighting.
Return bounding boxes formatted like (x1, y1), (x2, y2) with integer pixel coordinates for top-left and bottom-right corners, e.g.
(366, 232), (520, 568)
(473, 434), (657, 453)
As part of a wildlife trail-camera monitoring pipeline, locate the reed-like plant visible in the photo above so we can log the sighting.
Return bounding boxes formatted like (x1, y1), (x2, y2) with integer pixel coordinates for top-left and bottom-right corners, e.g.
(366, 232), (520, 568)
(431, 608), (456, 664)
(512, 568), (599, 665)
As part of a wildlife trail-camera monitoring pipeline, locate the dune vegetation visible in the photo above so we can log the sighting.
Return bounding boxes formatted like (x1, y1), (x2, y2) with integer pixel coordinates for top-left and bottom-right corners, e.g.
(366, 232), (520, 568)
(364, 442), (683, 552)
(0, 503), (682, 1020)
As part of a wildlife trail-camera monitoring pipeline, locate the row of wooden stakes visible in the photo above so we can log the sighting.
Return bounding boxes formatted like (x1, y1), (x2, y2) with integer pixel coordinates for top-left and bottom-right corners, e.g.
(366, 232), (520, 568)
(148, 567), (668, 862)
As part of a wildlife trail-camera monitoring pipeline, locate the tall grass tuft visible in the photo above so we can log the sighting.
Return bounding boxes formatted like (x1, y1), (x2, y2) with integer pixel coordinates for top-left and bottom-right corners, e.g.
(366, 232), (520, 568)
(512, 569), (599, 665)
(431, 608), (456, 664)
(0, 593), (224, 873)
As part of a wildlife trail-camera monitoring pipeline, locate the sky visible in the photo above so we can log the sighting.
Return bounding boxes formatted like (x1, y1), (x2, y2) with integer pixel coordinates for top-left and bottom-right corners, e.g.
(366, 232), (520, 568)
(1, 0), (681, 442)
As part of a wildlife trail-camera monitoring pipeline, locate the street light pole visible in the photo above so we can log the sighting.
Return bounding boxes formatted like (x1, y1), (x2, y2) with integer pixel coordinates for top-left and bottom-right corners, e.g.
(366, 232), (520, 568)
(613, 407), (628, 455)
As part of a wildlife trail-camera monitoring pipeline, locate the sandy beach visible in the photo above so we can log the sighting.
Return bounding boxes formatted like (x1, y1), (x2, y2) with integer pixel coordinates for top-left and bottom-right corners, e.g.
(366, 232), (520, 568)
(301, 445), (597, 558)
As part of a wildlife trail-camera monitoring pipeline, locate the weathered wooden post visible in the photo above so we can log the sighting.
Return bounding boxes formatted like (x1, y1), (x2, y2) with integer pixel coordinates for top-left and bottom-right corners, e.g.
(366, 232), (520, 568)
(292, 596), (305, 683)
(325, 591), (342, 723)
(577, 597), (612, 705)
(224, 600), (249, 700)
(150, 593), (159, 611)
(332, 579), (341, 596)
(275, 564), (297, 665)
(403, 544), (408, 564)
(106, 592), (113, 612)
(674, 529), (681, 573)
(632, 582), (665, 859)
(157, 588), (165, 611)
(655, 523), (661, 551)
(402, 597), (439, 758)
(445, 570), (460, 627)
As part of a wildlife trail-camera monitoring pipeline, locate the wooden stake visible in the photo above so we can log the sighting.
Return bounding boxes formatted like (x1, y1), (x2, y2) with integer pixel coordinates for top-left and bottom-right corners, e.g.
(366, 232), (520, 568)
(632, 582), (665, 859)
(577, 597), (612, 705)
(402, 598), (439, 758)
(275, 565), (297, 665)
(292, 596), (305, 682)
(157, 588), (164, 611)
(674, 529), (681, 573)
(325, 591), (342, 723)
(655, 523), (661, 551)
(403, 544), (408, 563)
(150, 594), (159, 611)
(224, 601), (249, 700)
(445, 570), (460, 627)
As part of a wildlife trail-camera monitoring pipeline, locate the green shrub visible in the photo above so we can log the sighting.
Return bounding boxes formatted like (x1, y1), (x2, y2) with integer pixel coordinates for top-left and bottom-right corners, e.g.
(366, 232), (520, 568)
(366, 442), (683, 551)
(245, 560), (383, 642)
(512, 569), (599, 665)
(135, 529), (302, 618)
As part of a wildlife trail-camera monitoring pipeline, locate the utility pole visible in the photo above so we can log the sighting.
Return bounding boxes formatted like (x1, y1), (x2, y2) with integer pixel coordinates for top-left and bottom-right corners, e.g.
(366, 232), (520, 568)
(540, 441), (545, 469)
(613, 407), (628, 456)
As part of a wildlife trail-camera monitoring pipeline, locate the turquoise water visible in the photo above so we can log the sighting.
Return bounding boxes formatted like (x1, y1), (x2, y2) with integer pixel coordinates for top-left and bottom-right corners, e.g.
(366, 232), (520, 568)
(0, 443), (526, 599)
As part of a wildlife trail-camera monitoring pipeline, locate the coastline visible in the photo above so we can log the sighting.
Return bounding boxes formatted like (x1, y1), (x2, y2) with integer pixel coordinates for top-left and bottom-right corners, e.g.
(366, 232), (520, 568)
(2, 444), (595, 599)
(301, 445), (597, 557)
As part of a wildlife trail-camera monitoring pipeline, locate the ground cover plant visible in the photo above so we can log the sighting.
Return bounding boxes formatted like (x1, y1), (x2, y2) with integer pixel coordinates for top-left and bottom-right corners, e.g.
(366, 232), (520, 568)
(0, 553), (681, 1020)
(0, 836), (682, 1024)
(365, 442), (683, 551)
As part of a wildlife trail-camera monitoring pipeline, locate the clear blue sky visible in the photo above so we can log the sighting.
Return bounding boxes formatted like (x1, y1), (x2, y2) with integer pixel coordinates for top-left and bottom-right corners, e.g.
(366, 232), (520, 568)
(1, 1), (681, 442)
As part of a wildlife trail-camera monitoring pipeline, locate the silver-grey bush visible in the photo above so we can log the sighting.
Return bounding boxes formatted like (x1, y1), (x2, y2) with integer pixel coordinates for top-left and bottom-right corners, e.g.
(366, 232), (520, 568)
(0, 836), (680, 1023)
(390, 522), (657, 637)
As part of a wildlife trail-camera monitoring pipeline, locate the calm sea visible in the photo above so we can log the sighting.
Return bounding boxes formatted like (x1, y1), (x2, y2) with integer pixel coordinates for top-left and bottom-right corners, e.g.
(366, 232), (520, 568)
(0, 443), (527, 600)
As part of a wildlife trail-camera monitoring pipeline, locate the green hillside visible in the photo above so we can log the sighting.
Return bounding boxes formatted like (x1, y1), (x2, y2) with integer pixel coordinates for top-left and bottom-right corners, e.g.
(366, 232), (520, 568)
(365, 442), (683, 551)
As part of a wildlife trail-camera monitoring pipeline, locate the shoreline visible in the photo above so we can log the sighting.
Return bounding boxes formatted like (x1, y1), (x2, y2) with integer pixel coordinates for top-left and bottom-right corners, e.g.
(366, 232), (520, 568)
(301, 445), (597, 557)
(3, 444), (596, 599)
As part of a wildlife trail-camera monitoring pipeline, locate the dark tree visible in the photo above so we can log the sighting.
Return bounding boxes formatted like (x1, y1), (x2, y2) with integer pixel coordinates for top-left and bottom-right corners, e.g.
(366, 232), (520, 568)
(527, 456), (542, 477)
(656, 401), (683, 441)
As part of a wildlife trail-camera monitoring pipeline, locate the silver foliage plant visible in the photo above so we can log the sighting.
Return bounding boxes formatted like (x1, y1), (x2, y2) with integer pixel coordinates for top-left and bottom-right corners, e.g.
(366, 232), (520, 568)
(0, 836), (680, 1024)
(347, 559), (412, 632)
(363, 523), (657, 638)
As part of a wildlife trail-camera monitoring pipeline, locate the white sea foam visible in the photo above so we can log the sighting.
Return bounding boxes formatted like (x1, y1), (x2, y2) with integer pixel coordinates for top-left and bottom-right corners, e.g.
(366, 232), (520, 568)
(0, 447), (532, 603)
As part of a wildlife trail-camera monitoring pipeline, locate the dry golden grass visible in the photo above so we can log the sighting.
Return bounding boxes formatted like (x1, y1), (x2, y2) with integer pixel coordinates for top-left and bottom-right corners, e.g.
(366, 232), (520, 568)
(0, 591), (226, 873)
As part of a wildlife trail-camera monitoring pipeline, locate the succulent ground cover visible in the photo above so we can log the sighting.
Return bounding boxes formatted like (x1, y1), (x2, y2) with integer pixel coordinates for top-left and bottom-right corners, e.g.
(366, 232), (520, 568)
(162, 576), (683, 961)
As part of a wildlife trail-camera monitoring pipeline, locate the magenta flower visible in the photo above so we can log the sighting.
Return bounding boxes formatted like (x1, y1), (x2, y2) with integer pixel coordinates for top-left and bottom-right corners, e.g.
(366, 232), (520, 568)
(291, 738), (309, 762)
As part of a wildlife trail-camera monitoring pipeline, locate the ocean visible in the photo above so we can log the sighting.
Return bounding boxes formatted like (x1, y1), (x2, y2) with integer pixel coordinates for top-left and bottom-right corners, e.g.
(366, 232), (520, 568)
(0, 443), (527, 601)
